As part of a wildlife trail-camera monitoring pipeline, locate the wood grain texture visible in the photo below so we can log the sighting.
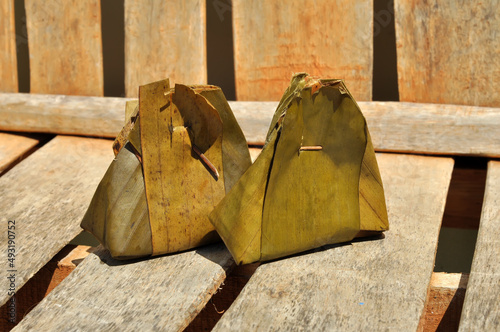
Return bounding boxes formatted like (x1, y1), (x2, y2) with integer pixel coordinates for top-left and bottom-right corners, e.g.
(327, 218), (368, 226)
(232, 0), (373, 101)
(229, 101), (500, 157)
(124, 0), (206, 97)
(0, 93), (129, 137)
(213, 154), (454, 331)
(0, 0), (17, 92)
(0, 136), (113, 307)
(1, 95), (499, 157)
(25, 0), (103, 96)
(0, 245), (84, 330)
(0, 133), (39, 175)
(13, 244), (233, 331)
(358, 101), (500, 157)
(395, 0), (500, 106)
(459, 161), (500, 331)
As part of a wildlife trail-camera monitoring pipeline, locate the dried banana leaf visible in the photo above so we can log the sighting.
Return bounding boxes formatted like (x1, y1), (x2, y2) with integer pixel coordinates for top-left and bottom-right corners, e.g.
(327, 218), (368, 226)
(81, 79), (251, 259)
(210, 73), (389, 265)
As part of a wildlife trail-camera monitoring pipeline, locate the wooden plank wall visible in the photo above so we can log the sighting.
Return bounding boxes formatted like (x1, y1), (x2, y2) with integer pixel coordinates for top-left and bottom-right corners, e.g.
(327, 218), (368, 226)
(232, 0), (373, 101)
(0, 0), (17, 92)
(0, 1), (42, 176)
(395, 0), (500, 107)
(25, 0), (103, 96)
(124, 0), (206, 97)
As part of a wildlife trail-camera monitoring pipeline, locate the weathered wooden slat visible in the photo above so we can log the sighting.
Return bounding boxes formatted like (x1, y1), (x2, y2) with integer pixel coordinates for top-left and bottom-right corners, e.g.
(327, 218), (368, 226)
(459, 161), (500, 331)
(0, 133), (39, 175)
(0, 93), (129, 137)
(423, 273), (468, 331)
(25, 0), (103, 96)
(13, 244), (233, 331)
(0, 0), (17, 92)
(232, 0), (373, 101)
(357, 101), (500, 157)
(213, 154), (454, 331)
(0, 95), (499, 157)
(395, 0), (500, 107)
(0, 136), (113, 307)
(124, 0), (206, 97)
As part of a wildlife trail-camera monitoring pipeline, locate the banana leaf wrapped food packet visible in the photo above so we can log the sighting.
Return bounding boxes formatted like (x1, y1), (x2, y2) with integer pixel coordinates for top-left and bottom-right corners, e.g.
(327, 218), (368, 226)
(209, 73), (389, 265)
(81, 79), (252, 259)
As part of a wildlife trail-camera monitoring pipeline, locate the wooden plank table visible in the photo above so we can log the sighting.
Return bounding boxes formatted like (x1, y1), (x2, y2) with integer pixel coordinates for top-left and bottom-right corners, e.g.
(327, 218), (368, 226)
(459, 161), (500, 331)
(11, 153), (455, 331)
(0, 136), (113, 307)
(0, 98), (497, 330)
(212, 154), (454, 331)
(12, 244), (233, 332)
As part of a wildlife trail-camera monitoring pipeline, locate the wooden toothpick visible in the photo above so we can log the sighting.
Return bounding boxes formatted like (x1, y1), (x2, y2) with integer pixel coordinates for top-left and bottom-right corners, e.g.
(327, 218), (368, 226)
(192, 144), (219, 180)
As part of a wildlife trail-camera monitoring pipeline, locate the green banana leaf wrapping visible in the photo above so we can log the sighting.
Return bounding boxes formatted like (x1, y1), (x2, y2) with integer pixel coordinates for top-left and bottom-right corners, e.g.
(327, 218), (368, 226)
(209, 73), (389, 265)
(81, 79), (252, 259)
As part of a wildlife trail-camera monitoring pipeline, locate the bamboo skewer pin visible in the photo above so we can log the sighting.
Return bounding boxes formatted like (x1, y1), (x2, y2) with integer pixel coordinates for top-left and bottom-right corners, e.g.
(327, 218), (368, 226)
(192, 144), (219, 180)
(299, 146), (323, 151)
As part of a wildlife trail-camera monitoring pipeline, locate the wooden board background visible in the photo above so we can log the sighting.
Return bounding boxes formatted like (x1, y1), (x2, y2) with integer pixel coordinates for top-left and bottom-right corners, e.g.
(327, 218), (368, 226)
(0, 136), (113, 307)
(213, 154), (454, 331)
(13, 244), (233, 331)
(25, 0), (103, 96)
(459, 161), (500, 331)
(124, 0), (206, 97)
(395, 0), (500, 107)
(0, 0), (17, 92)
(232, 0), (373, 101)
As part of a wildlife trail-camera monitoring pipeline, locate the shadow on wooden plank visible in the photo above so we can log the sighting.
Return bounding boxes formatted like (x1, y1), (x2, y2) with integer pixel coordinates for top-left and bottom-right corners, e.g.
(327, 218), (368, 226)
(458, 161), (500, 331)
(12, 243), (233, 331)
(0, 245), (78, 331)
(212, 154), (454, 331)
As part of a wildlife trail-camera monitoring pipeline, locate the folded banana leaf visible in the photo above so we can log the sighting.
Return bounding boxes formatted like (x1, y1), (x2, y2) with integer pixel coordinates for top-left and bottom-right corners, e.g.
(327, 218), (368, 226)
(81, 79), (252, 259)
(209, 73), (389, 265)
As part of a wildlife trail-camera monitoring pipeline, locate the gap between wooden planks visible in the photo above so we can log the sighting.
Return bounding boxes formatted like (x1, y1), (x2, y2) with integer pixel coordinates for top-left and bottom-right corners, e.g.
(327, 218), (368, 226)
(458, 161), (500, 331)
(0, 93), (499, 158)
(12, 153), (456, 331)
(0, 133), (41, 176)
(0, 135), (114, 309)
(9, 247), (469, 332)
(211, 154), (454, 331)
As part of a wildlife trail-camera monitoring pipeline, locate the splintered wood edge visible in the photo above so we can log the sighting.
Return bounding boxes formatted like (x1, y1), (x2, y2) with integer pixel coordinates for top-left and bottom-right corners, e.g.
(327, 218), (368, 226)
(58, 245), (96, 268)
